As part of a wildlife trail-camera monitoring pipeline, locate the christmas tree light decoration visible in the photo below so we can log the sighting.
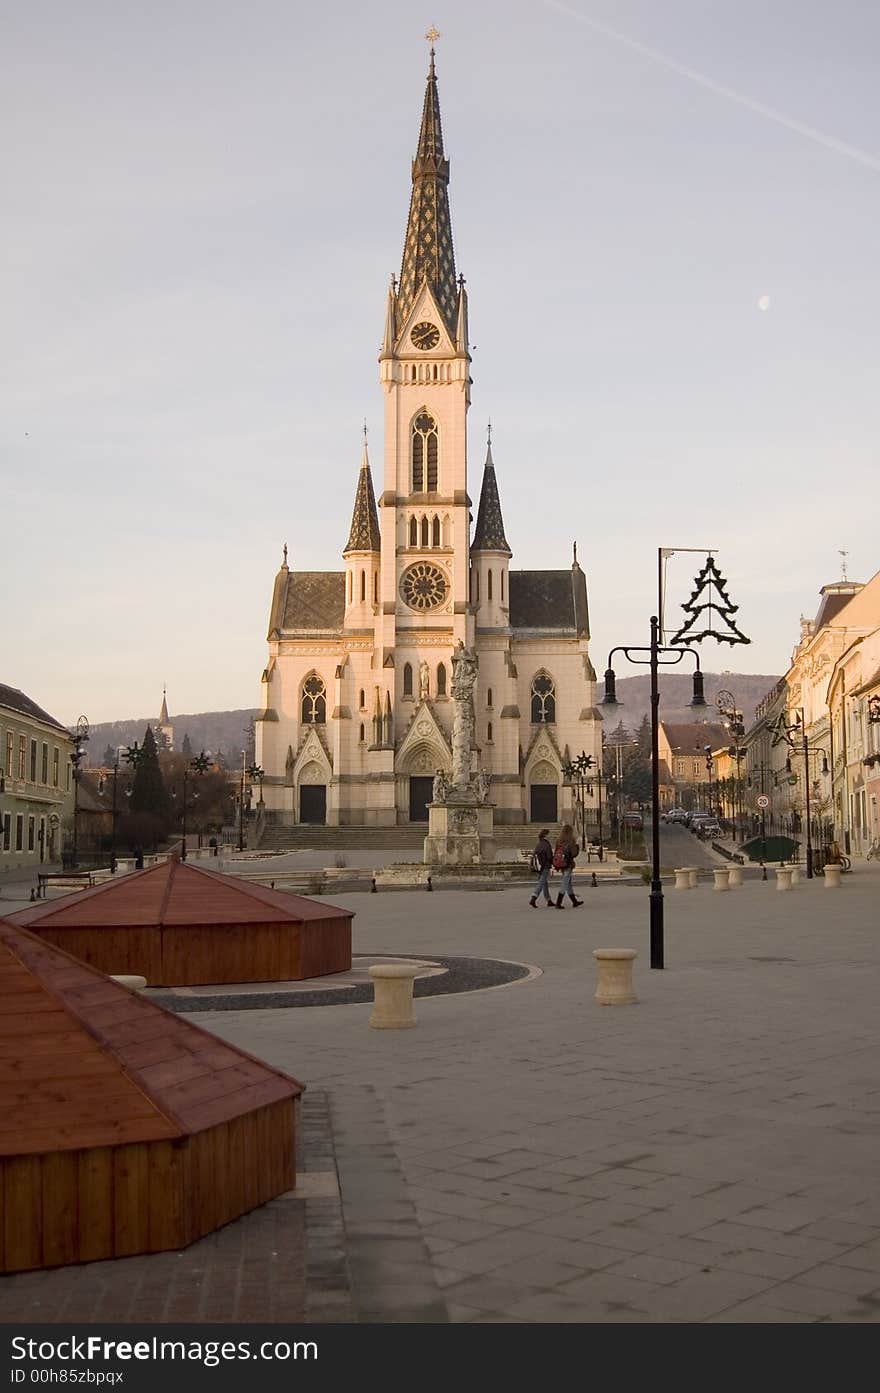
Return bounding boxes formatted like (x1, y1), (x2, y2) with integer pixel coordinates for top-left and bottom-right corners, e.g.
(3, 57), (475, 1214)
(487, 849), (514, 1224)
(669, 555), (750, 647)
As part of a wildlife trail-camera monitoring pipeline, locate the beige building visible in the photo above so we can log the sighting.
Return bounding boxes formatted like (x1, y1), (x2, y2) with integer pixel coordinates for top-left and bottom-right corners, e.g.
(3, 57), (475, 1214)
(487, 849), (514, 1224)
(255, 52), (601, 828)
(657, 721), (729, 811)
(0, 684), (73, 870)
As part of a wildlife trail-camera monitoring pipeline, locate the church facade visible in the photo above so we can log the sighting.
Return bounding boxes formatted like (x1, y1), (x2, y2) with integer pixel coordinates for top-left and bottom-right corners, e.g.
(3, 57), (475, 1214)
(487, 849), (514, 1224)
(256, 51), (601, 828)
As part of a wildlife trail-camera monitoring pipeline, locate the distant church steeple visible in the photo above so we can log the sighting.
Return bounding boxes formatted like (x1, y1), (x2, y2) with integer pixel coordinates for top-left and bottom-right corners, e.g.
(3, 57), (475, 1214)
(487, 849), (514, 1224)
(396, 46), (458, 334)
(157, 687), (174, 752)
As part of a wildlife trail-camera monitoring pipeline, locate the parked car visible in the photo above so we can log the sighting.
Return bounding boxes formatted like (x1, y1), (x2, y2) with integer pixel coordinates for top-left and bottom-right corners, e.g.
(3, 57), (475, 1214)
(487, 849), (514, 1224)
(690, 816), (722, 839)
(621, 812), (644, 830)
(663, 808), (688, 824)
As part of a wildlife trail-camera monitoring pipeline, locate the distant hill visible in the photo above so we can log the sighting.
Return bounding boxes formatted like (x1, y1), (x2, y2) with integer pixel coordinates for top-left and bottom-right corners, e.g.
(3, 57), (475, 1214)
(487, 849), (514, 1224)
(612, 672), (781, 732)
(84, 672), (781, 764)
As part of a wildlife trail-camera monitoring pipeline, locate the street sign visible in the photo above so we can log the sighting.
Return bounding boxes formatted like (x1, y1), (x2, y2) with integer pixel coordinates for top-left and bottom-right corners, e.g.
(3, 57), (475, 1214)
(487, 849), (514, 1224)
(756, 794), (770, 809)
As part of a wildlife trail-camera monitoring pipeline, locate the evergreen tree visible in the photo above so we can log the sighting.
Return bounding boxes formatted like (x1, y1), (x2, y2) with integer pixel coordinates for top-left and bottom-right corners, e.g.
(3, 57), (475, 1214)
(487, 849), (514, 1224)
(129, 726), (170, 825)
(102, 744), (116, 768)
(181, 733), (193, 758)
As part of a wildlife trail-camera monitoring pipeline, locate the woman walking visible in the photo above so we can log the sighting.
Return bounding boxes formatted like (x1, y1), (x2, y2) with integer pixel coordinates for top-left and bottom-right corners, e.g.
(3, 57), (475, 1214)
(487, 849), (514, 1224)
(554, 824), (584, 908)
(529, 829), (556, 908)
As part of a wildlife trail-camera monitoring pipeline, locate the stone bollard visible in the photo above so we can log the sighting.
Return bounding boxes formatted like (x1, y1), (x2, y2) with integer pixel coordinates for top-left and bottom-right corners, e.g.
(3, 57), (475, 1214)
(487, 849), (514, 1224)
(687, 868), (699, 889)
(593, 949), (638, 1005)
(728, 864), (744, 888)
(791, 866), (802, 886)
(109, 974), (147, 991)
(775, 867), (793, 892)
(713, 868), (730, 892)
(674, 868), (691, 890)
(369, 963), (419, 1029)
(824, 864), (842, 889)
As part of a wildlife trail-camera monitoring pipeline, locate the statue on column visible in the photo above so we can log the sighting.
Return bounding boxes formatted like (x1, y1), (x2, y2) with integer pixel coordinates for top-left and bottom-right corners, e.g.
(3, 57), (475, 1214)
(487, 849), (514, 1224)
(419, 659), (430, 700)
(450, 643), (479, 793)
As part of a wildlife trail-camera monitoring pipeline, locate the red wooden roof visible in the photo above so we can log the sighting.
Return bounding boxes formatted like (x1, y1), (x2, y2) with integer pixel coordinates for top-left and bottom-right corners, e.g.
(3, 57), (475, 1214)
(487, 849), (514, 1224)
(0, 916), (303, 1159)
(12, 859), (353, 930)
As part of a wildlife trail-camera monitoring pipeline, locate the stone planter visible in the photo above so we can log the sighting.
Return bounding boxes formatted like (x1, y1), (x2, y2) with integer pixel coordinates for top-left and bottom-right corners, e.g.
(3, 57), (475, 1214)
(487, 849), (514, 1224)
(727, 864), (744, 888)
(713, 868), (730, 892)
(369, 963), (419, 1028)
(824, 864), (842, 889)
(791, 866), (802, 885)
(674, 868), (691, 890)
(687, 868), (699, 889)
(593, 949), (638, 1006)
(775, 867), (793, 891)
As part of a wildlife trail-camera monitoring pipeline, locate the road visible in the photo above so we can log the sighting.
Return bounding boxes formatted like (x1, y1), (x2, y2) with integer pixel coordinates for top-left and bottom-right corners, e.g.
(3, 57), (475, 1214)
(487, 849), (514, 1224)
(652, 817), (726, 869)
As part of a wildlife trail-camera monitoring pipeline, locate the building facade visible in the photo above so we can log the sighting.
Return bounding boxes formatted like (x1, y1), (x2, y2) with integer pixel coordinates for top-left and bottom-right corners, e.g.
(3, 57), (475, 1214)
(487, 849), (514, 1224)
(657, 721), (729, 811)
(255, 52), (601, 827)
(0, 684), (73, 870)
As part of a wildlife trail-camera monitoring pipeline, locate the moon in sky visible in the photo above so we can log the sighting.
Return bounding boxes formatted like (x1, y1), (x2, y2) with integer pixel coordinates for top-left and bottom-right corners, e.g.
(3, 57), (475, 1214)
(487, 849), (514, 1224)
(757, 295), (771, 312)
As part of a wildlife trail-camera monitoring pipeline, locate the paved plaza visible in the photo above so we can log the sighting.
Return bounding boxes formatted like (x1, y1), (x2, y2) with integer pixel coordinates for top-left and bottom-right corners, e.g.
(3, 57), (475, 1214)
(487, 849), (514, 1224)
(2, 865), (879, 1323)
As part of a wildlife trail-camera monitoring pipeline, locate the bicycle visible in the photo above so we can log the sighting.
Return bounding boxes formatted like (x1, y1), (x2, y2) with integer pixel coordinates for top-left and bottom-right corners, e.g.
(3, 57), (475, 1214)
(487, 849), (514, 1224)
(867, 839), (880, 862)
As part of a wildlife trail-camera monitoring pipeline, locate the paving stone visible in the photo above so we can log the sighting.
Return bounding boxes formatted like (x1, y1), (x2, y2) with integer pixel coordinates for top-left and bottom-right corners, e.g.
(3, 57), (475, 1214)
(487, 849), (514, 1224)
(794, 1263), (880, 1296)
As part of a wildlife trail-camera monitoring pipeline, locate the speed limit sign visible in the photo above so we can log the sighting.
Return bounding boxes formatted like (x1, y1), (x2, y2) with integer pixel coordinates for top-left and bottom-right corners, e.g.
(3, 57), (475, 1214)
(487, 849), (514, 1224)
(756, 794), (770, 809)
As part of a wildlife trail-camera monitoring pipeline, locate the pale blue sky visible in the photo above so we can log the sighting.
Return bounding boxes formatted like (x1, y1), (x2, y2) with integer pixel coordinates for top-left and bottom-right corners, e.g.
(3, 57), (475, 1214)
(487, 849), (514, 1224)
(3, 0), (878, 724)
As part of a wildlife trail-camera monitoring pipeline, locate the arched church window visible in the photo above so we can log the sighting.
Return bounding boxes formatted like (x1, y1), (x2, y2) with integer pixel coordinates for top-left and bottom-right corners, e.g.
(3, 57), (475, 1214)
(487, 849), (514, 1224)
(487, 688), (493, 708)
(360, 570), (366, 601)
(530, 672), (556, 724)
(432, 515), (440, 547)
(348, 572), (353, 602)
(373, 571), (378, 603)
(411, 411), (438, 492)
(487, 722), (493, 742)
(301, 674), (327, 725)
(501, 570), (505, 600)
(488, 570), (493, 600)
(475, 572), (480, 602)
(359, 688), (365, 709)
(359, 723), (365, 742)
(437, 663), (447, 696)
(403, 662), (413, 697)
(421, 516), (429, 548)
(409, 516), (418, 547)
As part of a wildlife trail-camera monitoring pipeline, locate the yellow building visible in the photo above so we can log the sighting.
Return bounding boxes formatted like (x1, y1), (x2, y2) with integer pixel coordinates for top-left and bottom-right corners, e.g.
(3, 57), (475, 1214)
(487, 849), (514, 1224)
(0, 685), (73, 870)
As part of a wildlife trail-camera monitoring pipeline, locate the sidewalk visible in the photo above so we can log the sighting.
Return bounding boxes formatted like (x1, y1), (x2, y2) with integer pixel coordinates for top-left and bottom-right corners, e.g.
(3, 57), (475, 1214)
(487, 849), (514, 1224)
(2, 869), (880, 1322)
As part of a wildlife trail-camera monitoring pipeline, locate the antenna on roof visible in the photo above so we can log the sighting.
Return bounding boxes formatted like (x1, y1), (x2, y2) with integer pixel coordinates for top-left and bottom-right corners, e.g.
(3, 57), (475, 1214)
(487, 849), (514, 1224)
(839, 548), (849, 581)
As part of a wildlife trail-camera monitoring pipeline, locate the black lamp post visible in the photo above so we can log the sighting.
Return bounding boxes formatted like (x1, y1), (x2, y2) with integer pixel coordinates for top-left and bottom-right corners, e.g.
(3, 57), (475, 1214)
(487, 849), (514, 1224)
(238, 759), (264, 852)
(602, 619), (706, 969)
(776, 712), (829, 879)
(561, 751), (596, 858)
(174, 751), (211, 861)
(69, 715), (90, 868)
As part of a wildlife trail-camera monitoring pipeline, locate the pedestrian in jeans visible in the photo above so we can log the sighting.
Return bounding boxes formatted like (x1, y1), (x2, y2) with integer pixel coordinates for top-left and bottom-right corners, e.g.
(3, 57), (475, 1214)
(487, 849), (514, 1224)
(554, 824), (583, 908)
(529, 829), (556, 908)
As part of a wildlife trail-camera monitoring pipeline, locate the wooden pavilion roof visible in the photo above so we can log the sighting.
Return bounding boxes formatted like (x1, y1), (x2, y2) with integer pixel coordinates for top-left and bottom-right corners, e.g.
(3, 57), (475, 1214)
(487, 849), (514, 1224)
(0, 916), (303, 1159)
(12, 859), (353, 930)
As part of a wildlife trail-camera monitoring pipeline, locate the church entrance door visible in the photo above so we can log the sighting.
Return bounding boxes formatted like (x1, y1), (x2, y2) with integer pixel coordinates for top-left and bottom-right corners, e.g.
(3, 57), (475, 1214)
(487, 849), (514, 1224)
(300, 785), (327, 824)
(409, 777), (433, 823)
(530, 784), (558, 824)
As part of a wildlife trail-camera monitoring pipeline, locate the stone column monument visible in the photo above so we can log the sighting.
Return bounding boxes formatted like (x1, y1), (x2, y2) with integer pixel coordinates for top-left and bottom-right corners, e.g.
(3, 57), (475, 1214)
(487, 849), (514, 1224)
(424, 643), (496, 866)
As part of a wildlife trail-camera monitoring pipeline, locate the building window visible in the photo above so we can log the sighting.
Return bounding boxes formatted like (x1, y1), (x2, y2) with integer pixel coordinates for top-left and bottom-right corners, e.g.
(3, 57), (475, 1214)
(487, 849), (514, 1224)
(27, 816), (35, 852)
(437, 663), (447, 696)
(501, 570), (505, 600)
(487, 687), (493, 707)
(420, 516), (429, 547)
(359, 689), (366, 709)
(2, 813), (10, 851)
(403, 662), (413, 697)
(360, 569), (366, 601)
(487, 721), (493, 742)
(41, 743), (48, 784)
(411, 411), (438, 491)
(409, 516), (418, 546)
(18, 735), (26, 780)
(692, 760), (701, 777)
(432, 515), (441, 547)
(475, 572), (480, 602)
(359, 723), (365, 742)
(301, 674), (327, 724)
(53, 747), (59, 787)
(675, 759), (685, 776)
(530, 672), (556, 724)
(15, 814), (23, 851)
(5, 732), (12, 781)
(373, 571), (378, 603)
(348, 571), (353, 601)
(488, 570), (493, 601)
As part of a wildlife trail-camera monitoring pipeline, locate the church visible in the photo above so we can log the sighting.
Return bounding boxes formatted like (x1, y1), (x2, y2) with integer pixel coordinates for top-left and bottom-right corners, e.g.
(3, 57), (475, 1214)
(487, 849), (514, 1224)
(255, 48), (602, 828)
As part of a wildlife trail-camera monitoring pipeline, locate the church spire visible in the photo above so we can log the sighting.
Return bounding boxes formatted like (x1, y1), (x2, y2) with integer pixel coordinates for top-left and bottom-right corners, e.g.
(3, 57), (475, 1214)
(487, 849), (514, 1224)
(397, 48), (458, 333)
(343, 430), (381, 555)
(159, 686), (169, 724)
(471, 426), (511, 555)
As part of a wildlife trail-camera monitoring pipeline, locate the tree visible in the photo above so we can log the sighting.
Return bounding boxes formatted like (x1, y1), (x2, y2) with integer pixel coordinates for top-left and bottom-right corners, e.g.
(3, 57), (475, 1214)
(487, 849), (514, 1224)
(126, 726), (170, 846)
(181, 733), (193, 758)
(102, 744), (116, 768)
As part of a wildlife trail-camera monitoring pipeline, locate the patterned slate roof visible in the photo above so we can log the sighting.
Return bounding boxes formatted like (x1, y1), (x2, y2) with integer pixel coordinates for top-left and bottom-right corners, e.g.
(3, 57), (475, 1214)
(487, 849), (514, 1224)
(471, 442), (511, 554)
(344, 444), (381, 554)
(508, 568), (590, 638)
(397, 51), (458, 334)
(0, 684), (68, 733)
(280, 572), (346, 633)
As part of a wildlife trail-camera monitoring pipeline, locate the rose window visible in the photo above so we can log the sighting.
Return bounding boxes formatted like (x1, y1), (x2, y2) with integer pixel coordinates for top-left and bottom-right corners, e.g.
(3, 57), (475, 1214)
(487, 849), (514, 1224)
(400, 562), (449, 612)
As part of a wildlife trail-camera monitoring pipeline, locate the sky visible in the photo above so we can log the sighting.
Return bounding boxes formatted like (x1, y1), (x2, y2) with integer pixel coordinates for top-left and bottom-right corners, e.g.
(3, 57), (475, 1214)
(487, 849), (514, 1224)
(3, 0), (879, 725)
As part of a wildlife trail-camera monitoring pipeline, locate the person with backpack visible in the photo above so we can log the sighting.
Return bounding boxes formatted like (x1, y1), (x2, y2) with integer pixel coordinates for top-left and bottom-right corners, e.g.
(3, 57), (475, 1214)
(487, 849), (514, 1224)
(528, 829), (556, 908)
(553, 824), (584, 908)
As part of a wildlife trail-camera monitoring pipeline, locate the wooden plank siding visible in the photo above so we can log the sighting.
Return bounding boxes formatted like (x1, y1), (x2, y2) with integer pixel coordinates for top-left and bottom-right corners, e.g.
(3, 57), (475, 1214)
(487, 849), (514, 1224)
(0, 1102), (295, 1273)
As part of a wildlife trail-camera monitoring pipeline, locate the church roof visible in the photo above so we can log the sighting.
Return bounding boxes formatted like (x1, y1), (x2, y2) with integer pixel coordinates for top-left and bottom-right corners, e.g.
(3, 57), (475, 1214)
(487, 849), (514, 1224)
(0, 684), (68, 733)
(159, 688), (169, 724)
(508, 566), (590, 638)
(471, 439), (511, 555)
(280, 572), (345, 633)
(397, 50), (458, 335)
(0, 913), (302, 1157)
(344, 440), (381, 554)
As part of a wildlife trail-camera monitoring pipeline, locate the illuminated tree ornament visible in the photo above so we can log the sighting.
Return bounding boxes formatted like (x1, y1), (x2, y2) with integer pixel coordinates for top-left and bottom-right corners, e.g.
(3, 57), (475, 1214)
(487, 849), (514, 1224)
(669, 555), (750, 647)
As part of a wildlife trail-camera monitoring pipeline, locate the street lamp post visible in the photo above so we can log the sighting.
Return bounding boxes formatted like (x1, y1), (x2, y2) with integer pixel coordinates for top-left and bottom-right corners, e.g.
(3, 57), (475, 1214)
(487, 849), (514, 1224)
(238, 757), (264, 852)
(562, 752), (597, 858)
(775, 712), (829, 878)
(69, 716), (90, 868)
(175, 752), (211, 861)
(602, 618), (706, 970)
